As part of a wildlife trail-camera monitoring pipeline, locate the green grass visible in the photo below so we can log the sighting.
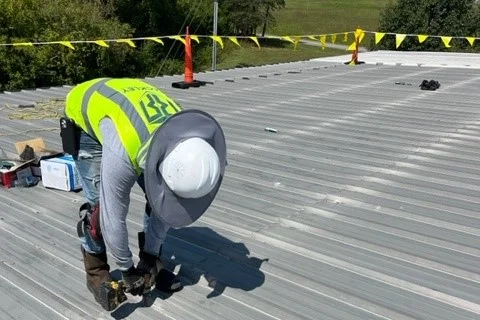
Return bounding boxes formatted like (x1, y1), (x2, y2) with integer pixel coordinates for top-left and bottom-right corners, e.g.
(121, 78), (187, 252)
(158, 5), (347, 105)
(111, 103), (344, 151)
(270, 0), (389, 36)
(215, 39), (346, 70)
(208, 0), (388, 70)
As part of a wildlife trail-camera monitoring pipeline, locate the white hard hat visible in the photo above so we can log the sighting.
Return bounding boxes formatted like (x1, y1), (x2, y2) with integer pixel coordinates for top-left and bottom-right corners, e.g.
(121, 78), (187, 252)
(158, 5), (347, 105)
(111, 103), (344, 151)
(159, 137), (220, 199)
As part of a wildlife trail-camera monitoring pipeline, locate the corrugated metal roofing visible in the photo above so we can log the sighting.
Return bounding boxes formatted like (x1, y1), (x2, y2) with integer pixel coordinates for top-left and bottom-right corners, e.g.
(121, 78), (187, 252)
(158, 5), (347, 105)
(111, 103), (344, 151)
(1, 52), (479, 320)
(318, 50), (480, 68)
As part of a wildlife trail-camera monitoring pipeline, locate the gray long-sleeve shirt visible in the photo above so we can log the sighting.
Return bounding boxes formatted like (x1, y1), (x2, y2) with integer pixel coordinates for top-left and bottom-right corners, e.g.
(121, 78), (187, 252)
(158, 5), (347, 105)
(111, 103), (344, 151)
(98, 118), (170, 271)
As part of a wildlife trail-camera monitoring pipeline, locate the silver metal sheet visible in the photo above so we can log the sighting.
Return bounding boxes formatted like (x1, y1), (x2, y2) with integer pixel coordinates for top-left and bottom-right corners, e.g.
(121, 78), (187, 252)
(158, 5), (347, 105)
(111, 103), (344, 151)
(0, 56), (479, 320)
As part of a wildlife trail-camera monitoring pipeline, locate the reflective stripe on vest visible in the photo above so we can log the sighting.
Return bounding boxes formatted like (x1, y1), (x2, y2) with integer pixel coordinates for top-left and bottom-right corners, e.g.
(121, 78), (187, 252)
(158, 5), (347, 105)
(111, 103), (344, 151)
(81, 79), (107, 138)
(80, 79), (150, 143)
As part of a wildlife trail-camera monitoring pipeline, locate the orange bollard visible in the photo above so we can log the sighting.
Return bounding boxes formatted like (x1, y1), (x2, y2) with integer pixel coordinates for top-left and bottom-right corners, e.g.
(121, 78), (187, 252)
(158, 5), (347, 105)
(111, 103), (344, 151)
(345, 28), (365, 65)
(172, 26), (209, 89)
(184, 27), (194, 84)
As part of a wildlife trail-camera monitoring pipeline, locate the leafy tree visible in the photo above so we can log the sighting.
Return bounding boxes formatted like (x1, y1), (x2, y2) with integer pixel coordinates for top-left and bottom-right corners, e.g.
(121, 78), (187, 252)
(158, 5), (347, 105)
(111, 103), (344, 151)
(260, 0), (286, 37)
(0, 0), (289, 90)
(0, 0), (136, 90)
(216, 0), (285, 36)
(177, 0), (215, 35)
(112, 0), (182, 37)
(219, 0), (263, 35)
(375, 0), (480, 51)
(111, 0), (202, 77)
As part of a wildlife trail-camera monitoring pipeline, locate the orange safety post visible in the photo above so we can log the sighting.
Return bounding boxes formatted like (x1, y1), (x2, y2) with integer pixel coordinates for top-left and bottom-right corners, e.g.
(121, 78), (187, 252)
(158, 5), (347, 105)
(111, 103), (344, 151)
(172, 26), (209, 89)
(184, 26), (194, 84)
(345, 28), (365, 66)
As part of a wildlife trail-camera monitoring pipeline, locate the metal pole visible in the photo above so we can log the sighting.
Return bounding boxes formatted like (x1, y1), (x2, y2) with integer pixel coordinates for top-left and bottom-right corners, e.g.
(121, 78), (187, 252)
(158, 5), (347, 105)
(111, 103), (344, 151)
(212, 0), (218, 71)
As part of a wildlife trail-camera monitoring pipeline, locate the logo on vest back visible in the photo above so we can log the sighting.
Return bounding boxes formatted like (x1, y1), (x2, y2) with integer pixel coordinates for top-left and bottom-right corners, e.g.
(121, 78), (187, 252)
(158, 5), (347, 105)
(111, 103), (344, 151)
(139, 93), (175, 125)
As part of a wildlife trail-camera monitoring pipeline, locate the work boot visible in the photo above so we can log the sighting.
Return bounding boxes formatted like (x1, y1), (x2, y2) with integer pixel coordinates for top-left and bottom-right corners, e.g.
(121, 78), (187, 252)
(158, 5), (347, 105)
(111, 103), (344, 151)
(81, 247), (126, 311)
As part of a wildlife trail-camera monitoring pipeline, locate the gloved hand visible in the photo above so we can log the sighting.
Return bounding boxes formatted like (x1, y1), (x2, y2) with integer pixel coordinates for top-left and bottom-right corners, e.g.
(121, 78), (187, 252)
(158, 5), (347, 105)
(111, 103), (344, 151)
(137, 251), (183, 293)
(136, 232), (182, 293)
(121, 266), (145, 296)
(137, 251), (160, 292)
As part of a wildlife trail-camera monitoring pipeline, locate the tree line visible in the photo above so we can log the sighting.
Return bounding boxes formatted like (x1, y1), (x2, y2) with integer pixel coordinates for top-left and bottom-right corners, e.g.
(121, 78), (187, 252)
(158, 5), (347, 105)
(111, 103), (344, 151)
(1, 0), (480, 91)
(0, 0), (285, 90)
(375, 0), (480, 52)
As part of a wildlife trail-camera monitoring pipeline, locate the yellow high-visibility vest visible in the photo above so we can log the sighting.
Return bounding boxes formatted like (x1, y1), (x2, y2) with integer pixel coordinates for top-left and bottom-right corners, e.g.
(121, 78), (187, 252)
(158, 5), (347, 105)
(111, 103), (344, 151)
(65, 78), (182, 172)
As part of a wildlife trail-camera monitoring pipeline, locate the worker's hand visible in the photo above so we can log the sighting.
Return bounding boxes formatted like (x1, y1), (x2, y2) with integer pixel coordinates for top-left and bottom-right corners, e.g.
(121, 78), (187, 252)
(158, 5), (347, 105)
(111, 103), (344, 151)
(121, 266), (145, 296)
(137, 251), (159, 292)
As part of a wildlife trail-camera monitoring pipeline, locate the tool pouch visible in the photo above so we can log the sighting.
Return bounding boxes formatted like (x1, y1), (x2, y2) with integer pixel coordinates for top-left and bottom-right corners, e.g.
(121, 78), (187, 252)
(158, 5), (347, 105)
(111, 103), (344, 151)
(60, 117), (80, 158)
(77, 202), (102, 242)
